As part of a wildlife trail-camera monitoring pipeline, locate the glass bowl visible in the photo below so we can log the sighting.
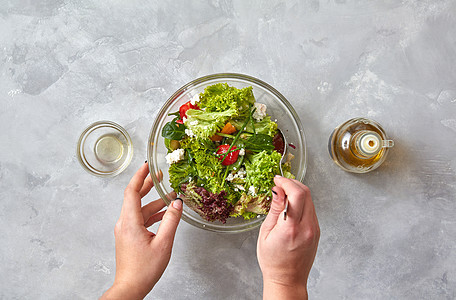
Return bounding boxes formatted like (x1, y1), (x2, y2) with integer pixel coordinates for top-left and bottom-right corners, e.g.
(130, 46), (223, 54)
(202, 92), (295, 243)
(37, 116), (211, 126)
(77, 121), (133, 177)
(147, 73), (307, 233)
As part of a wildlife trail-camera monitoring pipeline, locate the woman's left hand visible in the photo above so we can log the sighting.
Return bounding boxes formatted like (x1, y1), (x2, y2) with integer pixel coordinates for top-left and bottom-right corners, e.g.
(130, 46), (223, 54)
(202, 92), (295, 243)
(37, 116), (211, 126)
(101, 163), (183, 300)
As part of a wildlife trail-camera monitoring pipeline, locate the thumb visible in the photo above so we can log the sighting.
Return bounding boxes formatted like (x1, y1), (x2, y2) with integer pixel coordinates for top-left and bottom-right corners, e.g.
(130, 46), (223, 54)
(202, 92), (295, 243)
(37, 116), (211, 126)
(259, 186), (285, 236)
(156, 198), (183, 245)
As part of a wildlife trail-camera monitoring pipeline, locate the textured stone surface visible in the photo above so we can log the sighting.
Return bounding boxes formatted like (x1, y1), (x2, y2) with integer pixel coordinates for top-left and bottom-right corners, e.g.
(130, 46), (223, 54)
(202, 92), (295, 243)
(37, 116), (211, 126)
(1, 1), (455, 299)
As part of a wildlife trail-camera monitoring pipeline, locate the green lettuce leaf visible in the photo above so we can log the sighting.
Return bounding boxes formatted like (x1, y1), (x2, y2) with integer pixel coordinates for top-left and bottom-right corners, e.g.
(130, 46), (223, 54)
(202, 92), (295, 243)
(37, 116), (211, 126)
(185, 108), (237, 139)
(179, 136), (216, 153)
(192, 149), (224, 194)
(198, 83), (255, 113)
(244, 150), (282, 194)
(168, 159), (196, 192)
(231, 193), (270, 217)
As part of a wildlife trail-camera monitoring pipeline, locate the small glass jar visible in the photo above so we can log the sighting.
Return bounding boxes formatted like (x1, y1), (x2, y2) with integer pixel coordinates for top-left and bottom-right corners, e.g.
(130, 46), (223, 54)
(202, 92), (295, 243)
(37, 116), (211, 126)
(77, 121), (133, 177)
(328, 118), (394, 173)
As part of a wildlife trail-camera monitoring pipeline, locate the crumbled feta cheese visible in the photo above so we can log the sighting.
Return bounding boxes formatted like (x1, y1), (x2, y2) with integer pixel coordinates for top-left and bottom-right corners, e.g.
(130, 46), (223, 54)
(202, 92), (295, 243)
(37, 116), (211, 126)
(248, 185), (257, 196)
(182, 117), (187, 123)
(190, 94), (199, 105)
(239, 148), (245, 156)
(226, 168), (246, 182)
(185, 128), (195, 137)
(235, 184), (245, 191)
(190, 120), (198, 126)
(253, 103), (267, 121)
(226, 173), (235, 181)
(165, 149), (185, 165)
(237, 168), (246, 178)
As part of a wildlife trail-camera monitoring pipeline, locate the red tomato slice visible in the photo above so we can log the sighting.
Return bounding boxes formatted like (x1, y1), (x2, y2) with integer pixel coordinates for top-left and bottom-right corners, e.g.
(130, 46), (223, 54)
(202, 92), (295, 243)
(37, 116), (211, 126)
(216, 144), (239, 166)
(179, 101), (199, 120)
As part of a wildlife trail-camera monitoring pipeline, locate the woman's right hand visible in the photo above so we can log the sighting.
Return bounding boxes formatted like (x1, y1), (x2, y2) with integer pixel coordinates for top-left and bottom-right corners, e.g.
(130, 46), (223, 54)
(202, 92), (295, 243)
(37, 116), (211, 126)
(257, 176), (320, 300)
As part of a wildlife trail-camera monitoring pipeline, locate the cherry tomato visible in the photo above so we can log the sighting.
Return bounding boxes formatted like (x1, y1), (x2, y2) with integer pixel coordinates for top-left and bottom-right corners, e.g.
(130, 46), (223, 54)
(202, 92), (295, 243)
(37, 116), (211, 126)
(179, 101), (199, 120)
(216, 144), (240, 166)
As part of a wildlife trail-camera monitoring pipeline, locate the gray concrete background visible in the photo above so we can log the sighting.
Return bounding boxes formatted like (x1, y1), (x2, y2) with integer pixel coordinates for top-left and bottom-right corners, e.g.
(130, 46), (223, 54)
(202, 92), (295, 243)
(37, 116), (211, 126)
(1, 0), (455, 299)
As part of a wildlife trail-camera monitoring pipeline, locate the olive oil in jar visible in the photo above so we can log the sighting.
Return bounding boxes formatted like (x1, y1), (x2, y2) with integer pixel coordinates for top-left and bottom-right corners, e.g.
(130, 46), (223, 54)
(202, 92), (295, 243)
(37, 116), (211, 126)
(94, 134), (124, 164)
(328, 118), (394, 173)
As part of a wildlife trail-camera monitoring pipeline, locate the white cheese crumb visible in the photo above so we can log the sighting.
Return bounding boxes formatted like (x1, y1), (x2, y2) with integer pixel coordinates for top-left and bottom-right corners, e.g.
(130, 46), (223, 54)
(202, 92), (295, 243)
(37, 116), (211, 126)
(253, 103), (267, 121)
(248, 185), (257, 196)
(190, 94), (199, 105)
(235, 184), (245, 191)
(185, 128), (196, 137)
(239, 148), (245, 156)
(182, 117), (187, 123)
(190, 120), (199, 126)
(165, 149), (185, 165)
(226, 173), (235, 182)
(237, 168), (246, 178)
(226, 168), (246, 182)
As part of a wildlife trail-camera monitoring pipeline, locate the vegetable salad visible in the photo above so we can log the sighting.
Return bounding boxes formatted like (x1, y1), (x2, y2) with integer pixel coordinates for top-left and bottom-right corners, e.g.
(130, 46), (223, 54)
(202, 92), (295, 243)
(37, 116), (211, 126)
(162, 83), (294, 223)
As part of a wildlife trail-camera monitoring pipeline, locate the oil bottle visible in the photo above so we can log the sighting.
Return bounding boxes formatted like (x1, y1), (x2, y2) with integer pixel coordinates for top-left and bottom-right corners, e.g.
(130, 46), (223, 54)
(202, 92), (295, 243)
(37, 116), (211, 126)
(328, 118), (394, 173)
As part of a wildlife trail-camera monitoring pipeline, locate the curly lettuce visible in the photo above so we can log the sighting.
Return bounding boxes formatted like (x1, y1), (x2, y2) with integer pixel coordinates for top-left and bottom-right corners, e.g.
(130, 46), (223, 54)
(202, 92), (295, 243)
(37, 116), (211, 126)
(244, 150), (282, 194)
(231, 193), (271, 216)
(168, 159), (196, 192)
(198, 83), (255, 114)
(192, 150), (224, 193)
(179, 136), (215, 153)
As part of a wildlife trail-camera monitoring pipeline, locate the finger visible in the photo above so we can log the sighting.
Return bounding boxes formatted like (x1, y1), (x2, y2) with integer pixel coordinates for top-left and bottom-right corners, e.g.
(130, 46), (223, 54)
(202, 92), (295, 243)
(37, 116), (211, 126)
(139, 170), (163, 198)
(121, 163), (150, 221)
(126, 163), (150, 192)
(273, 176), (306, 222)
(144, 210), (166, 228)
(259, 186), (286, 237)
(299, 185), (317, 225)
(155, 199), (183, 246)
(141, 198), (166, 223)
(139, 175), (154, 198)
(142, 191), (176, 223)
(287, 180), (315, 224)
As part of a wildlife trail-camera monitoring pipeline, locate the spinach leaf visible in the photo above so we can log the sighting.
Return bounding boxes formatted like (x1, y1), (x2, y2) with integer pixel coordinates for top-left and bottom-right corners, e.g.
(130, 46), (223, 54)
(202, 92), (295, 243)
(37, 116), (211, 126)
(164, 138), (172, 152)
(162, 118), (186, 140)
(245, 134), (275, 152)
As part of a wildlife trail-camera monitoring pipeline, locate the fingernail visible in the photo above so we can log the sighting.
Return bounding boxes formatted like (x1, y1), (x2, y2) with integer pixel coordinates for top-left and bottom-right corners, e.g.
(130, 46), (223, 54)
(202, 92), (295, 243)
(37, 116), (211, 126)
(271, 189), (277, 195)
(275, 174), (282, 178)
(173, 197), (183, 209)
(145, 160), (148, 163)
